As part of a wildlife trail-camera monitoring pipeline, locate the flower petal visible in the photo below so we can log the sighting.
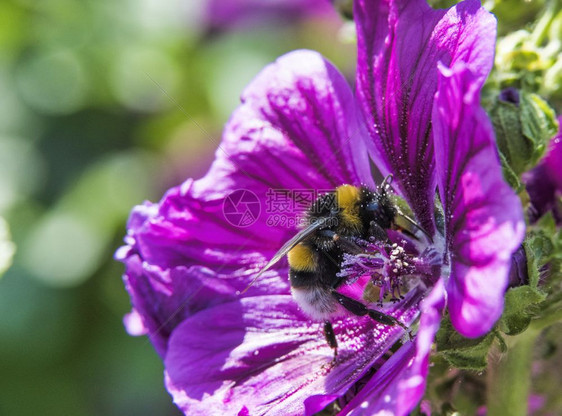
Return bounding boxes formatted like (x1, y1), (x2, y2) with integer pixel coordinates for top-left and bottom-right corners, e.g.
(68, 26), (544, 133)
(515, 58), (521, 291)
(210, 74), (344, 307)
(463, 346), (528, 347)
(237, 49), (371, 190)
(544, 119), (562, 192)
(522, 163), (559, 223)
(164, 293), (421, 415)
(340, 280), (446, 416)
(355, 0), (497, 234)
(116, 49), (370, 354)
(523, 119), (562, 223)
(432, 62), (525, 337)
(205, 0), (337, 31)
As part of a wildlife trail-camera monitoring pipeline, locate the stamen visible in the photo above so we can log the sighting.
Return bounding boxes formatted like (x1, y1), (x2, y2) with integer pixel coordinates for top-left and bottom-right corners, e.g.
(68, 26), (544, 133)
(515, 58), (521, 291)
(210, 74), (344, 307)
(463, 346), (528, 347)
(338, 236), (439, 304)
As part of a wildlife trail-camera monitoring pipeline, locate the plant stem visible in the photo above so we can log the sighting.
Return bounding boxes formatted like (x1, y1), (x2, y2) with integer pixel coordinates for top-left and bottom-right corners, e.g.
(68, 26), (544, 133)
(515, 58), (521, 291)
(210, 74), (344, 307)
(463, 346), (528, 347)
(486, 329), (539, 416)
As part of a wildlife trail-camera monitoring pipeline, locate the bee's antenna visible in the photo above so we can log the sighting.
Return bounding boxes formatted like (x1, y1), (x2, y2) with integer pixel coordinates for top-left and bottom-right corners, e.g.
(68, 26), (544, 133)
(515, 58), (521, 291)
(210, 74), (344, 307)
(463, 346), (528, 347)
(380, 174), (393, 191)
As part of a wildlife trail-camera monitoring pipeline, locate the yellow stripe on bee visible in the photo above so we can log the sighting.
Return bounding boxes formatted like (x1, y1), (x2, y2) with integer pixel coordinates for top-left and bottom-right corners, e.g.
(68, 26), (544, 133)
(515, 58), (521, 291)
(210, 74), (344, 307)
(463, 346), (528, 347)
(287, 244), (316, 272)
(335, 185), (362, 231)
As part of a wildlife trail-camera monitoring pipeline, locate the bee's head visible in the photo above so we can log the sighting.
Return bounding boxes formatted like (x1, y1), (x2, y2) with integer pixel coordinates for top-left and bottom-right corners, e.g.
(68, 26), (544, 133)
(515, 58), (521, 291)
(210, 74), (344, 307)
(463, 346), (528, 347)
(360, 186), (397, 230)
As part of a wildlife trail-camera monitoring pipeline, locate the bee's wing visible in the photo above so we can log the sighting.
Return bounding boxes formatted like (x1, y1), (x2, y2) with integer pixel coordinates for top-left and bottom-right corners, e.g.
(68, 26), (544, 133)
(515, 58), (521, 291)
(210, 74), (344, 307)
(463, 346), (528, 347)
(240, 217), (330, 294)
(259, 220), (324, 272)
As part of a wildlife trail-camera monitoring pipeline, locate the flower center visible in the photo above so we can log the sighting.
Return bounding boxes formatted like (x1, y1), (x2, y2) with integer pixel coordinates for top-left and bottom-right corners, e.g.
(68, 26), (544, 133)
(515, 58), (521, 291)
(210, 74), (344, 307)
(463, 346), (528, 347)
(337, 235), (440, 305)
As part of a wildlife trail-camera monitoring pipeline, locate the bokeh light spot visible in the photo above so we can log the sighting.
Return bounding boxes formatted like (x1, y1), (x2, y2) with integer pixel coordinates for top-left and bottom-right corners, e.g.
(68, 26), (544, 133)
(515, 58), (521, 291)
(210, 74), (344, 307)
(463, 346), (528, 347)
(16, 50), (88, 115)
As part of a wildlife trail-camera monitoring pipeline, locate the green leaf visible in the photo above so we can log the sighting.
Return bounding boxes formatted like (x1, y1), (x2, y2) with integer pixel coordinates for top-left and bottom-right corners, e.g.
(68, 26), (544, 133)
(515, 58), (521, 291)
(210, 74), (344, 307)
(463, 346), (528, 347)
(491, 98), (525, 174)
(490, 90), (558, 176)
(534, 211), (557, 235)
(435, 317), (495, 370)
(530, 291), (562, 330)
(499, 286), (546, 335)
(499, 151), (523, 192)
(525, 231), (553, 288)
(520, 92), (559, 161)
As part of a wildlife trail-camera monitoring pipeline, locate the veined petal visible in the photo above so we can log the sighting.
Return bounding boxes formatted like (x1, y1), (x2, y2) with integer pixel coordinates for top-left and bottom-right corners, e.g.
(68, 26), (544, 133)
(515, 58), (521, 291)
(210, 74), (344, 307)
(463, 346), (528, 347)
(355, 0), (497, 234)
(118, 252), (290, 355)
(433, 62), (525, 337)
(116, 49), (370, 354)
(341, 280), (445, 416)
(237, 49), (371, 190)
(164, 293), (421, 416)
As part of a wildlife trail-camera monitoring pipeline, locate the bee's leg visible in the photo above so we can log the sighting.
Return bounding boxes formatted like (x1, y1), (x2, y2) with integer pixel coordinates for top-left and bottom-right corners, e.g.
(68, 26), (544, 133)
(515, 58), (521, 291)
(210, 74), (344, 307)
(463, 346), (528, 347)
(318, 229), (364, 255)
(368, 221), (389, 241)
(331, 291), (413, 340)
(333, 235), (365, 255)
(323, 321), (338, 359)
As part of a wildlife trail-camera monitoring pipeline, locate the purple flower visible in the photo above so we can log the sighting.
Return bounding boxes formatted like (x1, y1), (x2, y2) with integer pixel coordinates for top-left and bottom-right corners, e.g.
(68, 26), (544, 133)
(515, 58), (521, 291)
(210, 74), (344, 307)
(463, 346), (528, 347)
(204, 0), (337, 32)
(523, 117), (562, 223)
(116, 0), (525, 414)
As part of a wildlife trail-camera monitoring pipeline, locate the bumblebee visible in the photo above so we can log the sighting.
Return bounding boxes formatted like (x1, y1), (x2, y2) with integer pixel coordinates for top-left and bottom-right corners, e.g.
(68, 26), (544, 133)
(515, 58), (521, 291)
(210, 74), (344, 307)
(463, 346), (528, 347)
(249, 177), (415, 355)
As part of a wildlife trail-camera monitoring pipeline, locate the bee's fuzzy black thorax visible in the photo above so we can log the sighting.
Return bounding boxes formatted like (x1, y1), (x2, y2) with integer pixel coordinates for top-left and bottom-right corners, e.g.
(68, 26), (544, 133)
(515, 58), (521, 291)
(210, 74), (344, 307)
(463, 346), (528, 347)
(287, 184), (398, 293)
(304, 185), (396, 242)
(358, 185), (397, 233)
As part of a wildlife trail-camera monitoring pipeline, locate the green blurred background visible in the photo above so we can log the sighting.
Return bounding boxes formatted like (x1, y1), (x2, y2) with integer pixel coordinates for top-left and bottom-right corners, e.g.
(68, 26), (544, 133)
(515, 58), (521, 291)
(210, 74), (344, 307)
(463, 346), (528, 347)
(0, 0), (560, 415)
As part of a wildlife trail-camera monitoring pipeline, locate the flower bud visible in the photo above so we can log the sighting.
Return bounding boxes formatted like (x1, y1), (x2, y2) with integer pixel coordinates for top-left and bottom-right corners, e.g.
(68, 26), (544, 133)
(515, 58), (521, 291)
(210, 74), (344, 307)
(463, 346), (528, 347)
(507, 245), (529, 289)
